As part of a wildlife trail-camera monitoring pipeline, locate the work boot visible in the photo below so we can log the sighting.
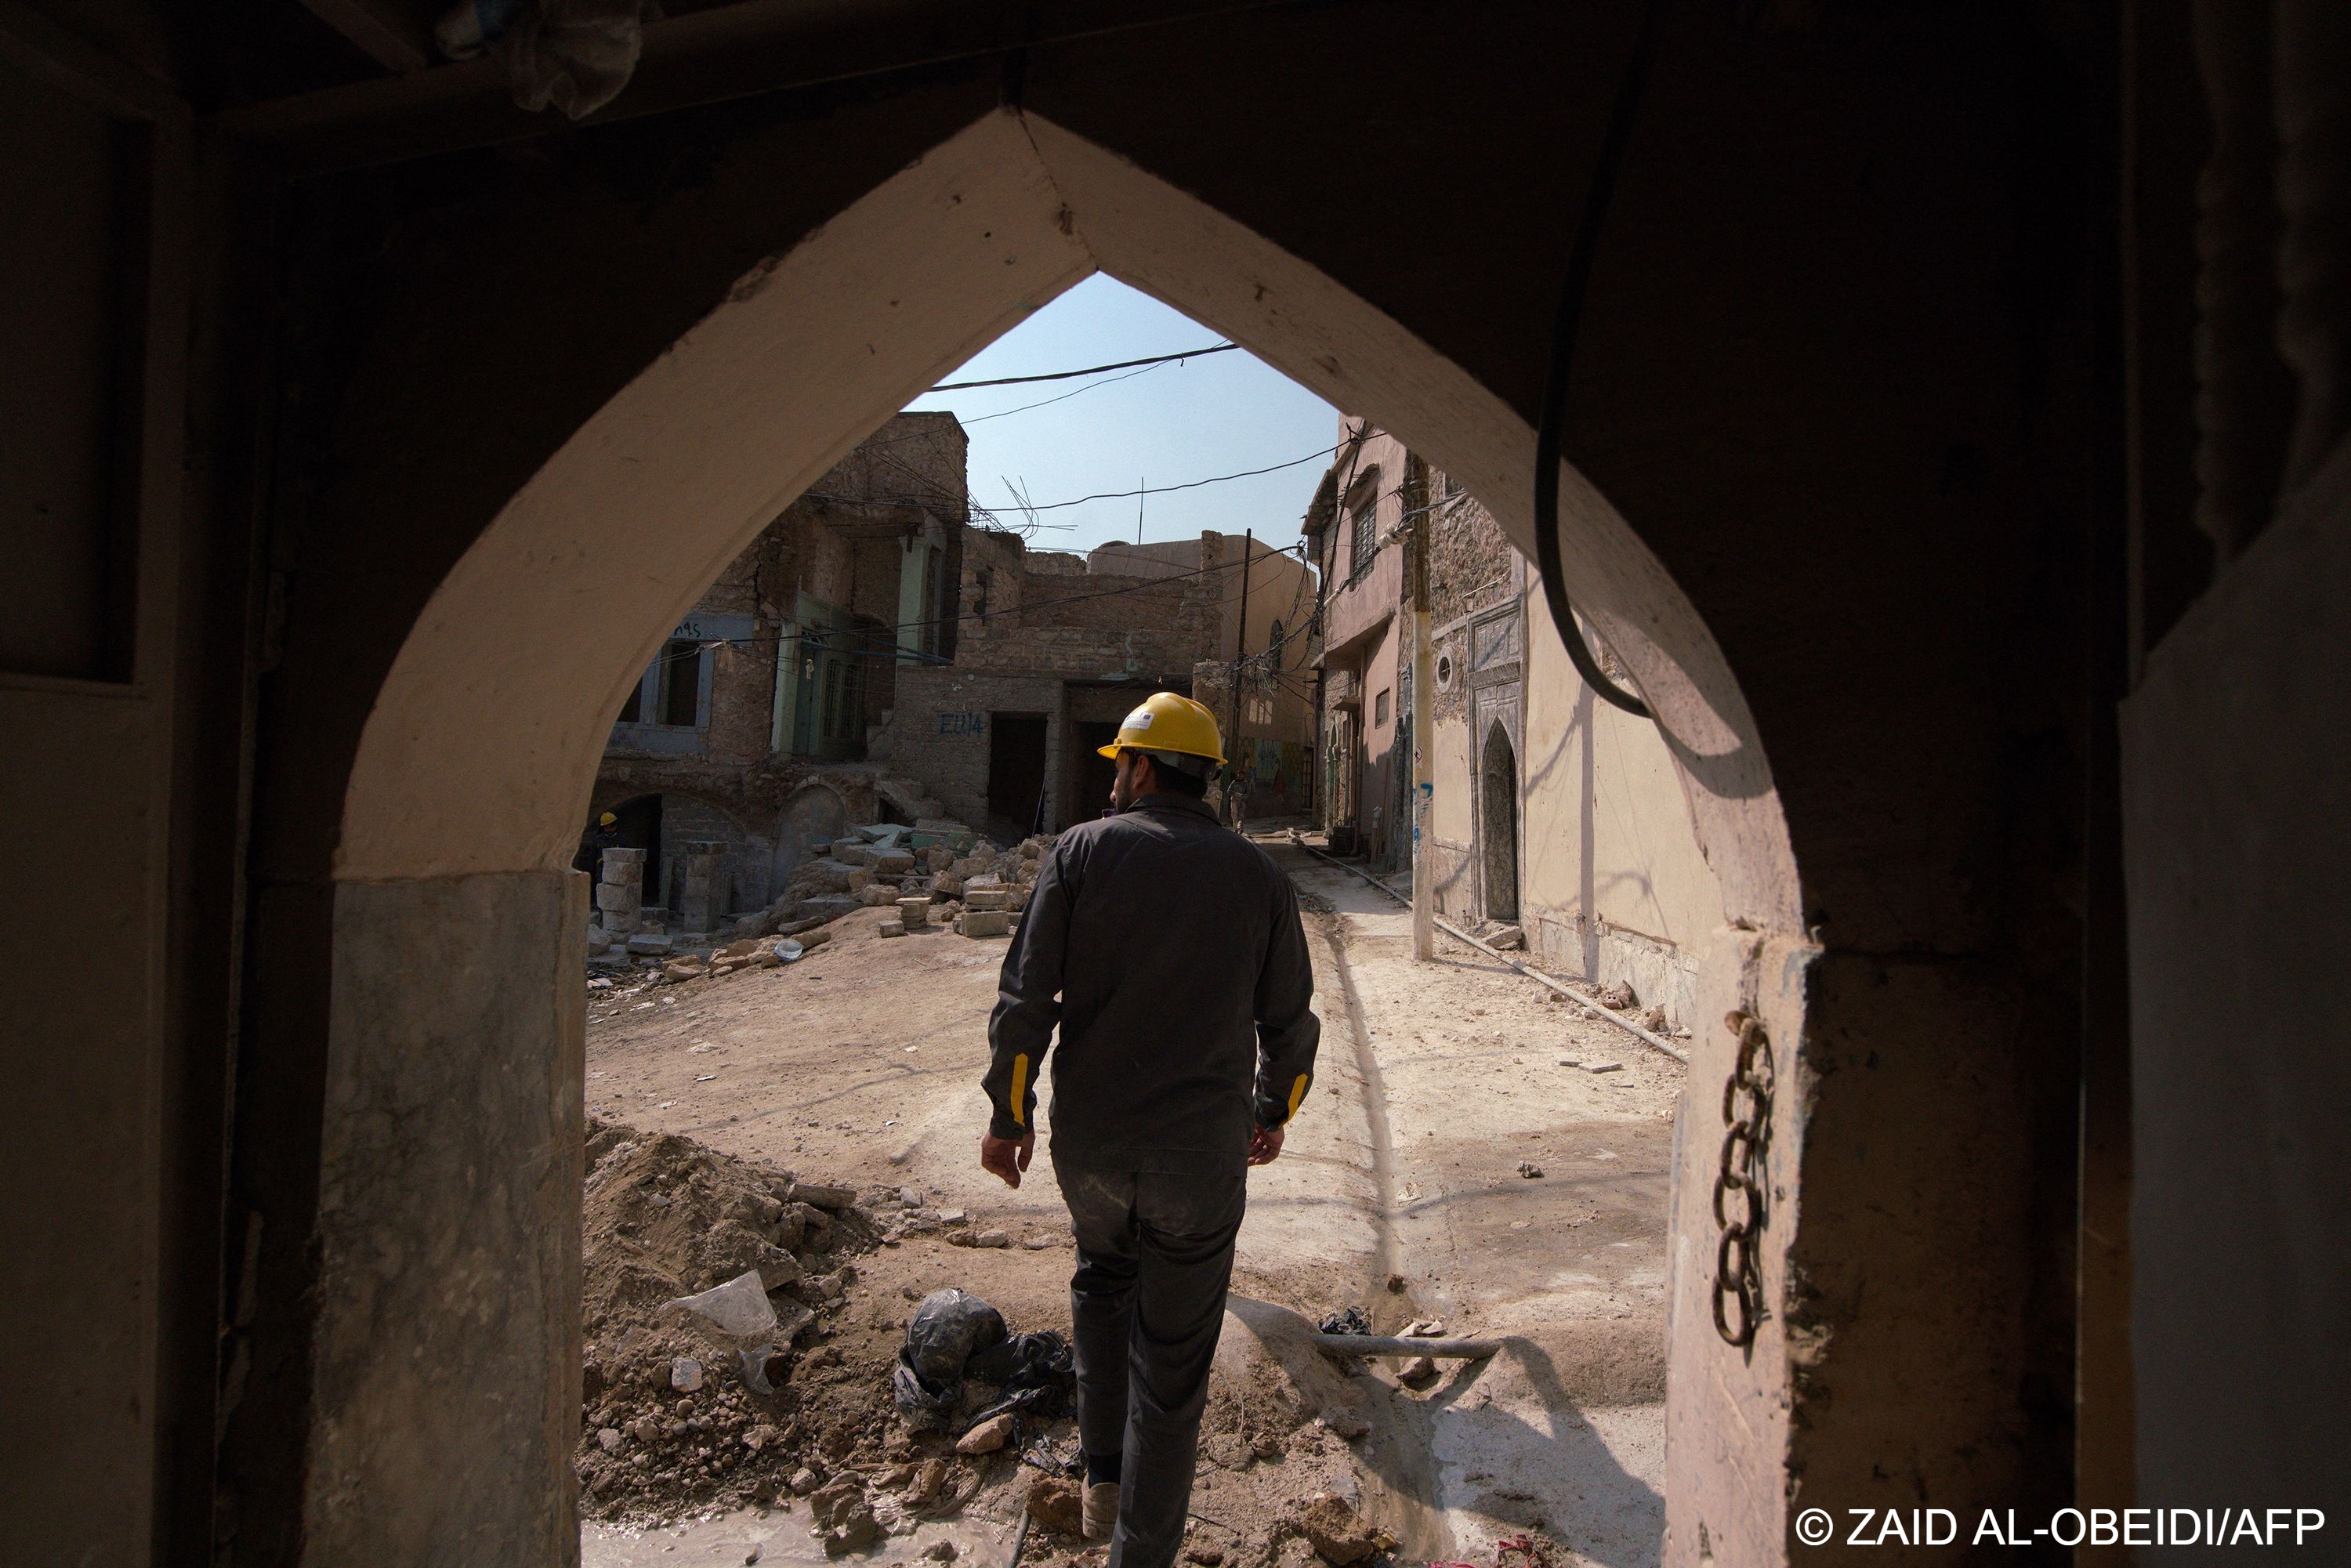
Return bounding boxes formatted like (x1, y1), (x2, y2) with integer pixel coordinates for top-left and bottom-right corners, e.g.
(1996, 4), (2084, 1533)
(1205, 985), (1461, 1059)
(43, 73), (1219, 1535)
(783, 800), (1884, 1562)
(1083, 1481), (1119, 1541)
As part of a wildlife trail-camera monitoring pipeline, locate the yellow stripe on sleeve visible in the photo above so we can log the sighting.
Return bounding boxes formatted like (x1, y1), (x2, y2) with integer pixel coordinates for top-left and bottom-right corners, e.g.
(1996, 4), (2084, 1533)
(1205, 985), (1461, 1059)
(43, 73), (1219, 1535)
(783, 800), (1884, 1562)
(1286, 1073), (1310, 1121)
(1009, 1053), (1031, 1127)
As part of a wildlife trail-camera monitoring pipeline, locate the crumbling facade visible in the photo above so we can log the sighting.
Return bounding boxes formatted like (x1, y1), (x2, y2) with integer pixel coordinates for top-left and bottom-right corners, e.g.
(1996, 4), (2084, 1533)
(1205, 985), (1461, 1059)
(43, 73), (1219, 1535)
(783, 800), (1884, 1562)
(1304, 420), (1719, 1023)
(588, 413), (967, 921)
(874, 528), (1314, 836)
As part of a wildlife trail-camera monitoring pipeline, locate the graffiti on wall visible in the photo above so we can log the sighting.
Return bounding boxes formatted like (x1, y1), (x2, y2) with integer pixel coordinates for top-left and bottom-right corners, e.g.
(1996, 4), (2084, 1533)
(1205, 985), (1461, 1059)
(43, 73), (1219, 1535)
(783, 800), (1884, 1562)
(937, 712), (985, 737)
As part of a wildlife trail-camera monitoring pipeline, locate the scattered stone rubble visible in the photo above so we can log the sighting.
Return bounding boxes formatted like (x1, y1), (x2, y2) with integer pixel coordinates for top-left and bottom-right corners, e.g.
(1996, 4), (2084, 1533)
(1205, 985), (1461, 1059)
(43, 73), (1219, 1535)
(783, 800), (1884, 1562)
(577, 1119), (889, 1528)
(586, 826), (1058, 980)
(576, 1118), (1569, 1564)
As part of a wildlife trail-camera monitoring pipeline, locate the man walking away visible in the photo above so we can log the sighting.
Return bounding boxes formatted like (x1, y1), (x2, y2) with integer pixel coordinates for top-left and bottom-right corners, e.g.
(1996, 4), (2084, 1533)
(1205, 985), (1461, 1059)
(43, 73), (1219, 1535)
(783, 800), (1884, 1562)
(978, 692), (1320, 1566)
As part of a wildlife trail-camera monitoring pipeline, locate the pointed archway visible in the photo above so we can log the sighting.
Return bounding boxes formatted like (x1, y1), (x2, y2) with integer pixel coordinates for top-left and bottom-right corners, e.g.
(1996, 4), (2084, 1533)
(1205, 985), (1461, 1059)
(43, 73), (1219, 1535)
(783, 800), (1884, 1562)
(1482, 721), (1520, 922)
(323, 109), (1803, 1565)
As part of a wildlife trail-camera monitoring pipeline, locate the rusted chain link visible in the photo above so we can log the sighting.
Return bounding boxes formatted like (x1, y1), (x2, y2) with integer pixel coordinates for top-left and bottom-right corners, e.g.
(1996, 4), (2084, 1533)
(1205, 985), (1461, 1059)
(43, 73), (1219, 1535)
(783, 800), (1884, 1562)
(1712, 1010), (1775, 1350)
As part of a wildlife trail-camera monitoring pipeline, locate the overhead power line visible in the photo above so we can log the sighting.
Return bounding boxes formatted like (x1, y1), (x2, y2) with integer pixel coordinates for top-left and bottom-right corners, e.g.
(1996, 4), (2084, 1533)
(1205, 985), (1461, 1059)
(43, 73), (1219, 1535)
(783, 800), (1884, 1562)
(929, 341), (1238, 389)
(1007, 443), (1344, 513)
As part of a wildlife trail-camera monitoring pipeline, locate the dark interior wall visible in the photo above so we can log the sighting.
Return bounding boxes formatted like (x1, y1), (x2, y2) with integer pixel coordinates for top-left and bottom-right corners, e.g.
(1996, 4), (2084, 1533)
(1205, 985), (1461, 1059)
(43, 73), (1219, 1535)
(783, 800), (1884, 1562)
(206, 1), (2121, 1554)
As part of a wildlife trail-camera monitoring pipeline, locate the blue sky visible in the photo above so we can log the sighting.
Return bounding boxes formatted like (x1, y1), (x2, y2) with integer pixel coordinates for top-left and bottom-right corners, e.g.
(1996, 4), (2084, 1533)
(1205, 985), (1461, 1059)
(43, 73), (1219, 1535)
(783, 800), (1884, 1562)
(901, 274), (1338, 554)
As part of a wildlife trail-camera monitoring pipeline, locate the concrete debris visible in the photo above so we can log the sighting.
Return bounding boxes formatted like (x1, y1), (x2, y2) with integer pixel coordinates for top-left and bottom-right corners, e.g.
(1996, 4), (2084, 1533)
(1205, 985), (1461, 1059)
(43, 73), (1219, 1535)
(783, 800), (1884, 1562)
(955, 910), (1010, 938)
(783, 1184), (846, 1213)
(878, 919), (905, 938)
(1517, 1161), (1545, 1178)
(906, 1457), (950, 1504)
(896, 896), (931, 928)
(1399, 1356), (1440, 1389)
(575, 1119), (879, 1525)
(1295, 1494), (1390, 1564)
(1585, 1062), (1624, 1074)
(955, 1413), (1014, 1454)
(1595, 981), (1636, 1010)
(1320, 1405), (1370, 1439)
(1487, 925), (1524, 951)
(1026, 1473), (1085, 1535)
(922, 1541), (958, 1561)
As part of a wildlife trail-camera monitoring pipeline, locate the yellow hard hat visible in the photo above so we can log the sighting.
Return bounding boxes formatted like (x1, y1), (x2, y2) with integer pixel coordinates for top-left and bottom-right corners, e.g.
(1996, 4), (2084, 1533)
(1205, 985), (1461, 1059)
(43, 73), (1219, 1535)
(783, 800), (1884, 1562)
(1096, 691), (1225, 766)
(599, 812), (618, 827)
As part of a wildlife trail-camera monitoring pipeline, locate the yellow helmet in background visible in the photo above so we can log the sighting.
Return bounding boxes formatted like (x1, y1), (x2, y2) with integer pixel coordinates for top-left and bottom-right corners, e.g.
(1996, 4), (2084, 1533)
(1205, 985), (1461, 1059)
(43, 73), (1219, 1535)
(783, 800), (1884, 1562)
(1096, 691), (1226, 766)
(599, 811), (618, 827)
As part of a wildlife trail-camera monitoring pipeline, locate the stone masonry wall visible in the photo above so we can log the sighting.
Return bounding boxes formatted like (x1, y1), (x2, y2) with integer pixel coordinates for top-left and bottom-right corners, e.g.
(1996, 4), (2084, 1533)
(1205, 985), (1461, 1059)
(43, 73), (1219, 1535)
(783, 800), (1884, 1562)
(886, 668), (1065, 829)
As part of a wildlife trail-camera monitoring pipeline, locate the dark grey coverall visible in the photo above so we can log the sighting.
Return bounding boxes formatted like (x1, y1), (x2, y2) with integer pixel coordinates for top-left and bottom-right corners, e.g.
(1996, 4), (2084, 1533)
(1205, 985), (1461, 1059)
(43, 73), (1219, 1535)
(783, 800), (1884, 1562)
(982, 791), (1319, 1567)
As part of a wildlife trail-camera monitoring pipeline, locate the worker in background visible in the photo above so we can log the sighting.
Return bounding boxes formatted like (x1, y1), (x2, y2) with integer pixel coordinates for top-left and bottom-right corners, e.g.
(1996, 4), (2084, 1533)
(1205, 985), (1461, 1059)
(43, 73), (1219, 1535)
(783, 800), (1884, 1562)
(574, 810), (624, 876)
(979, 691), (1320, 1563)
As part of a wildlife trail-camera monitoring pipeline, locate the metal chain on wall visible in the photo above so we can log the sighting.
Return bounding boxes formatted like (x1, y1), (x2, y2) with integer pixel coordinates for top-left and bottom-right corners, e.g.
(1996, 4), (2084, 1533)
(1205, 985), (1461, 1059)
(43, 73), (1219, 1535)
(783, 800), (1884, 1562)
(1712, 1009), (1777, 1350)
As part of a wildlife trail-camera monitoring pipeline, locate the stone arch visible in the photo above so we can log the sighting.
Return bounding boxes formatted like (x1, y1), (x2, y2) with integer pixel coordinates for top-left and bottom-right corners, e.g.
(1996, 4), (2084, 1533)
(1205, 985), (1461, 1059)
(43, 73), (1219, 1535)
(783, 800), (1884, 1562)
(338, 110), (1794, 929)
(1481, 720), (1520, 923)
(777, 780), (854, 885)
(324, 107), (1806, 1563)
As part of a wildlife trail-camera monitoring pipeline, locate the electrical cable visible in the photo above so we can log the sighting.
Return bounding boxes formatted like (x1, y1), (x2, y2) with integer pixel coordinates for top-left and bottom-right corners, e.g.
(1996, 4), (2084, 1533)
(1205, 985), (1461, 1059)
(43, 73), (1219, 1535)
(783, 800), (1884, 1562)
(999, 442), (1346, 514)
(1531, 1), (1665, 721)
(929, 342), (1237, 389)
(955, 359), (1175, 425)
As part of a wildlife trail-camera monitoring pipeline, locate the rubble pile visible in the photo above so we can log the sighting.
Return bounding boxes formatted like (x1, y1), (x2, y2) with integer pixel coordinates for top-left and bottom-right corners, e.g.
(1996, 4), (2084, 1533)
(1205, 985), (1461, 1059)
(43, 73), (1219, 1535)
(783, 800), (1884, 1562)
(742, 826), (1054, 943)
(577, 1118), (893, 1526)
(574, 1121), (1090, 1550)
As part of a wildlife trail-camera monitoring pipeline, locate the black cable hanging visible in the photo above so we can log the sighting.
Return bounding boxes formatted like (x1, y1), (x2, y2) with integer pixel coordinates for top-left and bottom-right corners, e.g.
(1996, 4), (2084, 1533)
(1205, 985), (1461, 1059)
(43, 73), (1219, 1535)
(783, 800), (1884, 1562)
(1532, 0), (1668, 720)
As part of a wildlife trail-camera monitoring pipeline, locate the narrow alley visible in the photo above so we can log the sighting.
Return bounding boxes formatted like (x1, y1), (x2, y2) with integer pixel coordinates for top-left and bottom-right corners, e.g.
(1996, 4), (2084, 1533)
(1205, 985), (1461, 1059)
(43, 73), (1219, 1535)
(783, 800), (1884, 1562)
(574, 829), (1680, 1567)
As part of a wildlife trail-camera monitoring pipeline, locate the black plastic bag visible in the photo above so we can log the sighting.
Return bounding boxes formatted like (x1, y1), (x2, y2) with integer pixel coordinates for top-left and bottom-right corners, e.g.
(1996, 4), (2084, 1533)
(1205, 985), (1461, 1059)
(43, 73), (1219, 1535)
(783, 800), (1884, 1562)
(892, 1288), (1007, 1429)
(965, 1329), (1075, 1422)
(1319, 1305), (1371, 1336)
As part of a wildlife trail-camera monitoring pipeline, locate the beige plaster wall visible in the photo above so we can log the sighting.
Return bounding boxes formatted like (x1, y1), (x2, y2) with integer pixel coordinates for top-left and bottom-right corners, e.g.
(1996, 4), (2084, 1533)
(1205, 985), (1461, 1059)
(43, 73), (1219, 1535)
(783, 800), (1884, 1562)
(1520, 588), (1722, 1018)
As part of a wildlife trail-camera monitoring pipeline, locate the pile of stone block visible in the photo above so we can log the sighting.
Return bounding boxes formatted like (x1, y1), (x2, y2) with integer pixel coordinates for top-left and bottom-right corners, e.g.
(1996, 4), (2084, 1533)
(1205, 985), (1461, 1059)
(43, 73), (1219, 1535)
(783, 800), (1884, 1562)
(765, 823), (1059, 941)
(588, 847), (675, 967)
(672, 840), (726, 936)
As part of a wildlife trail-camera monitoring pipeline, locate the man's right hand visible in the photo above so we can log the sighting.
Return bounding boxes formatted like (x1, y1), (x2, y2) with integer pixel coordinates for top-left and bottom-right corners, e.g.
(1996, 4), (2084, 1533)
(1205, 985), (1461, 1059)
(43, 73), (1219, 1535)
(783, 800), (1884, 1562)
(1248, 1123), (1285, 1166)
(980, 1131), (1034, 1189)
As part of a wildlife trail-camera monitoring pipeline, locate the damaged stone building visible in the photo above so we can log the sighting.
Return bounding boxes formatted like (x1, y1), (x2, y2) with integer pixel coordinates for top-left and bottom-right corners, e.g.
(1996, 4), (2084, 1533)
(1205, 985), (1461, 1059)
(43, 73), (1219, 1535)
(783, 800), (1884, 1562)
(1305, 420), (1719, 1025)
(874, 528), (1314, 838)
(586, 413), (969, 925)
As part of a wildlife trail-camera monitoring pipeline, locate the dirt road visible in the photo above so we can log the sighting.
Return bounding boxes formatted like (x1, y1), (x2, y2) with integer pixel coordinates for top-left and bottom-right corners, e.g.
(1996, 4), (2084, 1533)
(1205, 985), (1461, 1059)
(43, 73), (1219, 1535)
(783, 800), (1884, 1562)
(581, 832), (1680, 1566)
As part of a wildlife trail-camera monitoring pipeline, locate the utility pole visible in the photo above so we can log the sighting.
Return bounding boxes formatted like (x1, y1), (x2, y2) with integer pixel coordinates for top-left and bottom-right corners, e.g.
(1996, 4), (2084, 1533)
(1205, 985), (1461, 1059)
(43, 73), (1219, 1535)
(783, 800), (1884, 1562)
(1410, 481), (1434, 960)
(1227, 531), (1253, 824)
